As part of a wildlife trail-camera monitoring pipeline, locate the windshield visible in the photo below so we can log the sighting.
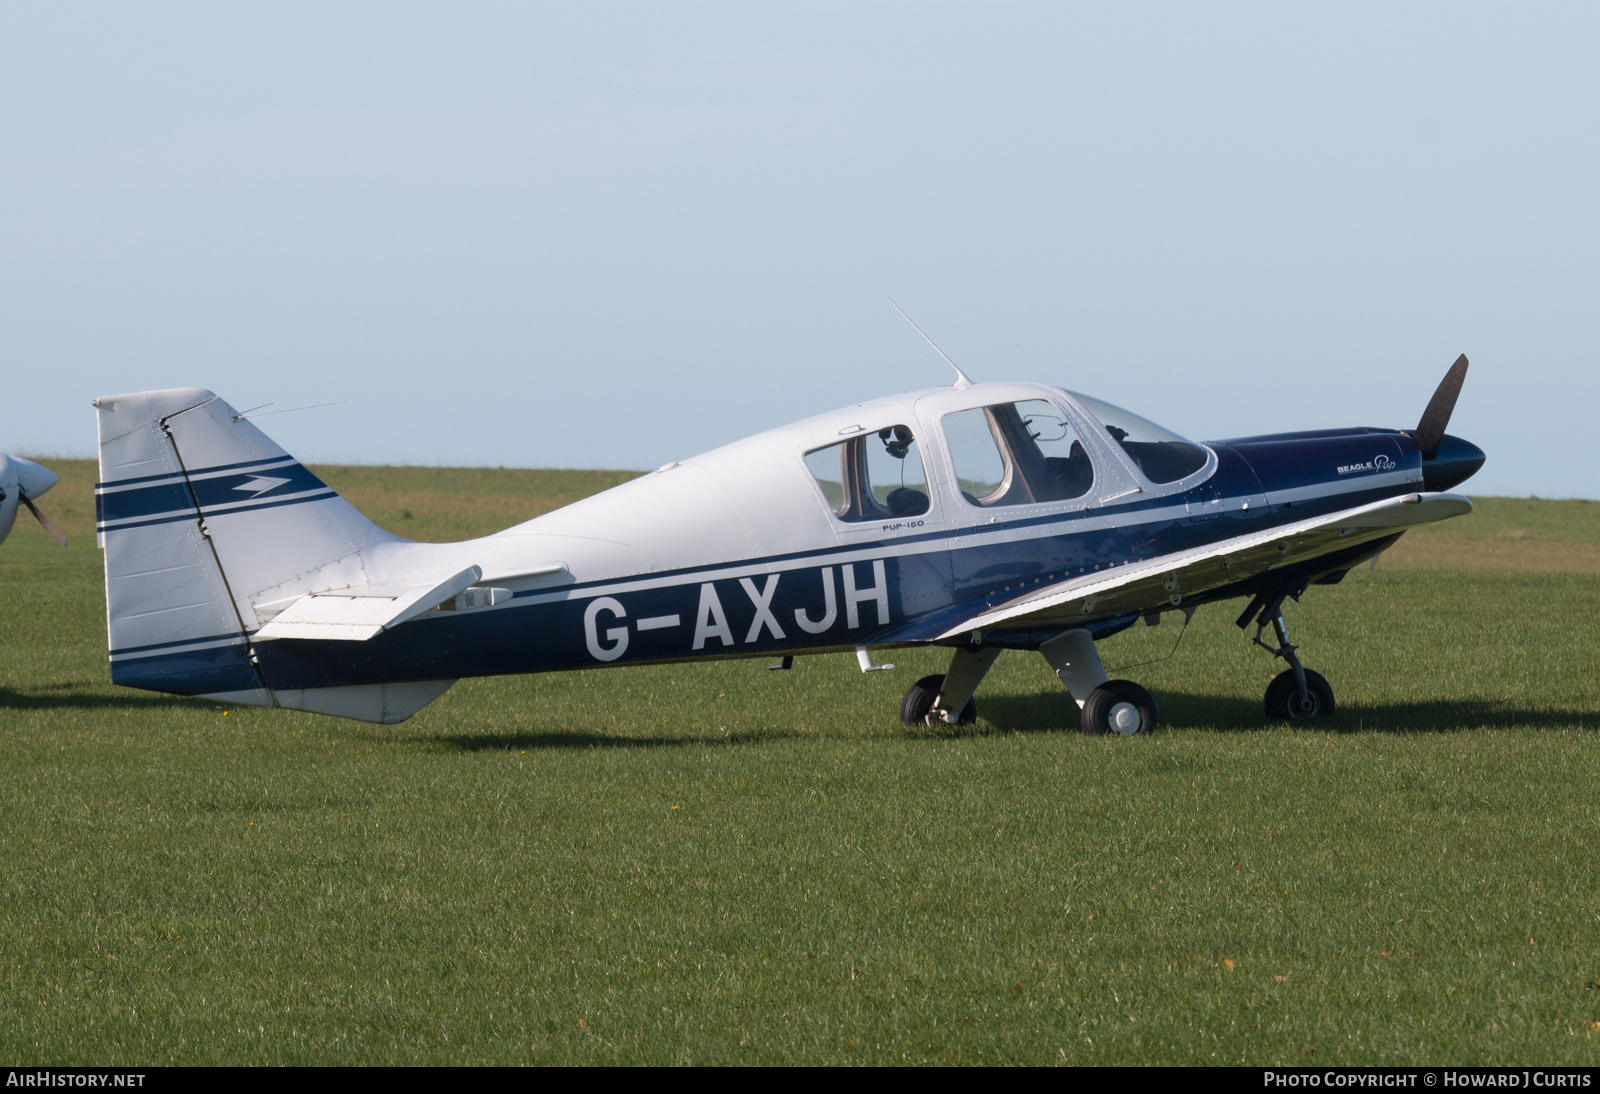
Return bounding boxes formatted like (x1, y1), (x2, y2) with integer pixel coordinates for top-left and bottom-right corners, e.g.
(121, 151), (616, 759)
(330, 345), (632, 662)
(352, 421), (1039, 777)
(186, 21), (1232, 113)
(1064, 390), (1210, 484)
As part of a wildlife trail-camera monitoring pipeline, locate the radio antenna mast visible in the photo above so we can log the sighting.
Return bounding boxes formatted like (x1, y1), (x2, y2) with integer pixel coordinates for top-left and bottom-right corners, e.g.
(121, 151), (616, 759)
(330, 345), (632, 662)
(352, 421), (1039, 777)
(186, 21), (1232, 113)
(887, 298), (973, 389)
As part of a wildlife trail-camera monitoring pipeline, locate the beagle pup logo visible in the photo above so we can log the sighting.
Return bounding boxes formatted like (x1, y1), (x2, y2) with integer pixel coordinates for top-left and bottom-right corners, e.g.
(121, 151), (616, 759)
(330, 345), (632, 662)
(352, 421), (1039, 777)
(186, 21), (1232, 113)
(1337, 453), (1396, 476)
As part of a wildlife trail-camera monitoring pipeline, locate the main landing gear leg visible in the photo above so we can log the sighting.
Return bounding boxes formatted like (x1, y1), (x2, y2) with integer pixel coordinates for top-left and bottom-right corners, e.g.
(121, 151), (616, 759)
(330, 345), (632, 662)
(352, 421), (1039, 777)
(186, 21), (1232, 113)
(1238, 584), (1335, 720)
(1040, 628), (1158, 736)
(900, 644), (999, 726)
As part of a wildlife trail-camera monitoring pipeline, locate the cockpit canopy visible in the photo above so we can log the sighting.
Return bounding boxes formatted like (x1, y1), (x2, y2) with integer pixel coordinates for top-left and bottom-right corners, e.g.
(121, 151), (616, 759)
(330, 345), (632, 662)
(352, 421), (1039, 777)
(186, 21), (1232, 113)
(797, 382), (1213, 527)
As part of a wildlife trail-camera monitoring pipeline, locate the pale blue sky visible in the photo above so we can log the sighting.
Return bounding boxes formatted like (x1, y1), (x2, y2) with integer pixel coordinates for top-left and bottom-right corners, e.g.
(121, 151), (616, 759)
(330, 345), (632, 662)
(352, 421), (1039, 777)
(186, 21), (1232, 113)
(3, 2), (1595, 496)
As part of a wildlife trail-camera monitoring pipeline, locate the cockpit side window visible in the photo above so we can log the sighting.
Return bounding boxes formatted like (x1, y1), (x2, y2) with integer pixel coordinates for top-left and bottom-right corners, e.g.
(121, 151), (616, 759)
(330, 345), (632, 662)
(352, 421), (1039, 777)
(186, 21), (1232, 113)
(942, 400), (1094, 507)
(1065, 391), (1210, 484)
(804, 426), (930, 523)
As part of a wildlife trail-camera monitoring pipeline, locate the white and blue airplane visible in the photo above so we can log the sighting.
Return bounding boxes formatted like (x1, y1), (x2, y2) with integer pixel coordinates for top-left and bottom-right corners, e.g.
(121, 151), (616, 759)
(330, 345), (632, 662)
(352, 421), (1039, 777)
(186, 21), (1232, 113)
(0, 454), (66, 550)
(92, 357), (1481, 732)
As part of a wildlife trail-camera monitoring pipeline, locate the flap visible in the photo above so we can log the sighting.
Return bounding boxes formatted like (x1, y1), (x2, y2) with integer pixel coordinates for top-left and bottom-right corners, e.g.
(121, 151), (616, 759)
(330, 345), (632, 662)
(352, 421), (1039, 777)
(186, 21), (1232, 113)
(255, 566), (483, 641)
(897, 492), (1471, 642)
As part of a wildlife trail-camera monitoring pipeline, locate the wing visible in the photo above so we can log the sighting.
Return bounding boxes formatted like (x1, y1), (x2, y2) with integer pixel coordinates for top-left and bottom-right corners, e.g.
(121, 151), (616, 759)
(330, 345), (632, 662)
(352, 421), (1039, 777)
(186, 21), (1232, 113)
(897, 491), (1471, 643)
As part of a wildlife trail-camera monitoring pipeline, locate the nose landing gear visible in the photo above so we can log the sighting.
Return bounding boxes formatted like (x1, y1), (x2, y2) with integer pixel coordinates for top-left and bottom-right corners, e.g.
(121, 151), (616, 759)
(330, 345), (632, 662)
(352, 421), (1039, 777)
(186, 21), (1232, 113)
(1237, 583), (1336, 721)
(1264, 667), (1334, 720)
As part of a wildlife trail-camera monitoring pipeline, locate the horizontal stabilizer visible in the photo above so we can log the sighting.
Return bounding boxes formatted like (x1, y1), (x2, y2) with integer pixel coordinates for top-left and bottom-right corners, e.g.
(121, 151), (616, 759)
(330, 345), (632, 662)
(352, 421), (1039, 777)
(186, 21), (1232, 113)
(255, 566), (483, 641)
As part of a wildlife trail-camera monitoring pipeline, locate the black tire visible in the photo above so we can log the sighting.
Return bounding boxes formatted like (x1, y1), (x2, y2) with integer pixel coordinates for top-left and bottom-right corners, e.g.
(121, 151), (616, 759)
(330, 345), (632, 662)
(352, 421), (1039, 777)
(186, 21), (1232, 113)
(1080, 679), (1158, 736)
(1264, 669), (1335, 720)
(900, 673), (977, 727)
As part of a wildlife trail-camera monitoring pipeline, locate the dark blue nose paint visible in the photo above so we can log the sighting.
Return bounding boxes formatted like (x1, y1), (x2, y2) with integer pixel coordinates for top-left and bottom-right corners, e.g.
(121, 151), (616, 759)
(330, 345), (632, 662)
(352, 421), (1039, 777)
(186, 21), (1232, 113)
(1421, 433), (1485, 493)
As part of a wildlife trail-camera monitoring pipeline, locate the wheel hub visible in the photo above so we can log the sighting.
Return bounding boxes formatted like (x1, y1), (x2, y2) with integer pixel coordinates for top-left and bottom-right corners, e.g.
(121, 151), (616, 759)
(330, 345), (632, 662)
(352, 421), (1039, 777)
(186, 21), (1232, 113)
(1109, 701), (1142, 735)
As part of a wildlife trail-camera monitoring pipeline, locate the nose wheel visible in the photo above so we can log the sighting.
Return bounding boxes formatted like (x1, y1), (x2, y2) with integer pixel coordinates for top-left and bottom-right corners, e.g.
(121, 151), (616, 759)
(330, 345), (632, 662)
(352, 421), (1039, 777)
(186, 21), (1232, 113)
(1264, 668), (1335, 720)
(1238, 584), (1337, 721)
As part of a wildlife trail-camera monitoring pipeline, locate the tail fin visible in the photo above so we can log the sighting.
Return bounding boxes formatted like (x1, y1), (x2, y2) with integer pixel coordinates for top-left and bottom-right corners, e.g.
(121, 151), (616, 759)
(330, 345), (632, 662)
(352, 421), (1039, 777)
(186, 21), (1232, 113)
(96, 388), (454, 722)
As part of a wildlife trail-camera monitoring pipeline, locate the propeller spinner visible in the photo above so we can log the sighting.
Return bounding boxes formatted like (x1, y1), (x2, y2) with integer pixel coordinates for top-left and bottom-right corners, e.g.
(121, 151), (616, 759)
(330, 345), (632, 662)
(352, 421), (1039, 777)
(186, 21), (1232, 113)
(0, 454), (66, 548)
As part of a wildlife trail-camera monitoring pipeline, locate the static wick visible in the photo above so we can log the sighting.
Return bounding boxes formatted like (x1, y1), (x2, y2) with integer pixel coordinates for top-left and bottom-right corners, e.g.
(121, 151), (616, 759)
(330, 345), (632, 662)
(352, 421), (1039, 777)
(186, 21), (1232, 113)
(887, 298), (973, 389)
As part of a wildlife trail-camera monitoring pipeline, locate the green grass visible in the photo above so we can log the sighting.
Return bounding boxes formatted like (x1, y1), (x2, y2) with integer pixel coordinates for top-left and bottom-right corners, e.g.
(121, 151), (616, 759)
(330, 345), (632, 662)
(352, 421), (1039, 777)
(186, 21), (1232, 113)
(2, 463), (1599, 1064)
(1439, 496), (1600, 546)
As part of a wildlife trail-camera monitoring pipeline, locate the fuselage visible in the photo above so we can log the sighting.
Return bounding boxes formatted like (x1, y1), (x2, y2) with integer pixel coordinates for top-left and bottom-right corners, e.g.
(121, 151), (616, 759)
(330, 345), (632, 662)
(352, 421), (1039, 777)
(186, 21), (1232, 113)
(102, 381), (1484, 699)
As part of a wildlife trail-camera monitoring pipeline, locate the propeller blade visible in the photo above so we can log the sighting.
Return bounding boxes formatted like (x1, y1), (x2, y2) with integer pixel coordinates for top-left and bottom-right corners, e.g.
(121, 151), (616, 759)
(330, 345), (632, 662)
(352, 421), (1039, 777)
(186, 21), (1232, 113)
(20, 493), (67, 547)
(1412, 354), (1469, 458)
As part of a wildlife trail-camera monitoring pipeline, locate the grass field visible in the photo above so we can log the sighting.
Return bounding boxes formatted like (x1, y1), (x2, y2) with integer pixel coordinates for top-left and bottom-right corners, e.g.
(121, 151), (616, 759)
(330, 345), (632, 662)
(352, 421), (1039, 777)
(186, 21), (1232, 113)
(2, 461), (1599, 1065)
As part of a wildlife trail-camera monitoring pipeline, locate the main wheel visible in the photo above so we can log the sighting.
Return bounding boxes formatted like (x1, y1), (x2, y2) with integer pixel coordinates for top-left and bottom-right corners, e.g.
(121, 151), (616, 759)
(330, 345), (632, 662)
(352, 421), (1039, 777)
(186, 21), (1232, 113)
(900, 674), (977, 727)
(1264, 669), (1335, 720)
(1081, 680), (1158, 736)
